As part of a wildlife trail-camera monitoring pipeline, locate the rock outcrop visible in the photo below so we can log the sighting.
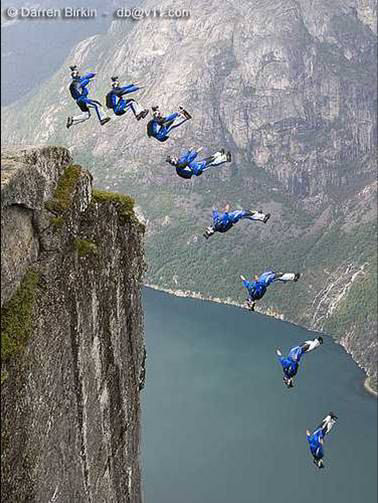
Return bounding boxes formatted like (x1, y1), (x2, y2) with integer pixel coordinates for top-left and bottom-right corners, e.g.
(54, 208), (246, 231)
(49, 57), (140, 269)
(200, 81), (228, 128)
(1, 146), (145, 502)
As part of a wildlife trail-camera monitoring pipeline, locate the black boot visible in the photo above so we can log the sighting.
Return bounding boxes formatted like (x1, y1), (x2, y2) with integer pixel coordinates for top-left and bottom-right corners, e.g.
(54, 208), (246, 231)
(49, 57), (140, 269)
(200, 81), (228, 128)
(100, 117), (111, 126)
(283, 377), (294, 388)
(203, 226), (215, 239)
(137, 109), (149, 120)
(246, 299), (255, 311)
(179, 106), (192, 120)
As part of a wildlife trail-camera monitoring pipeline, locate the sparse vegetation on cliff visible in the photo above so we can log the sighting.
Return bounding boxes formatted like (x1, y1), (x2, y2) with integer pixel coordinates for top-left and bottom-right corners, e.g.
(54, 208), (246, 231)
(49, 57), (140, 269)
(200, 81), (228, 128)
(1, 270), (39, 362)
(74, 238), (98, 257)
(92, 189), (137, 222)
(1, 370), (9, 385)
(45, 164), (82, 214)
(49, 215), (65, 230)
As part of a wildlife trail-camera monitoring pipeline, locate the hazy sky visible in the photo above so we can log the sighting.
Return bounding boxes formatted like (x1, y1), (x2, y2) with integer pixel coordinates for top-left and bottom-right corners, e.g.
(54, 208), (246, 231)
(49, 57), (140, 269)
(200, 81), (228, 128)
(1, 0), (141, 105)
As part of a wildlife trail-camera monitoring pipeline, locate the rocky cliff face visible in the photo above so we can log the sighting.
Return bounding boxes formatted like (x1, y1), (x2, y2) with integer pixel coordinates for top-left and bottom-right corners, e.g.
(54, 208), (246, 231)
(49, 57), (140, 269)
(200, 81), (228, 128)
(1, 0), (376, 383)
(1, 146), (145, 502)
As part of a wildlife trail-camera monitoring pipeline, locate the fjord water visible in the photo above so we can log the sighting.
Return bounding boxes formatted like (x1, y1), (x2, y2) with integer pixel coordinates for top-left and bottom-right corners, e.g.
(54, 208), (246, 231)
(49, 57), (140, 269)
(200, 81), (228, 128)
(141, 288), (377, 503)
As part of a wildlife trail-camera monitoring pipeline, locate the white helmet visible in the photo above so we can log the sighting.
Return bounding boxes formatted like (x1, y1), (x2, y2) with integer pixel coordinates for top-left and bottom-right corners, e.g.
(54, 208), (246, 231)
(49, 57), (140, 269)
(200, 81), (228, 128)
(111, 76), (120, 88)
(70, 65), (79, 78)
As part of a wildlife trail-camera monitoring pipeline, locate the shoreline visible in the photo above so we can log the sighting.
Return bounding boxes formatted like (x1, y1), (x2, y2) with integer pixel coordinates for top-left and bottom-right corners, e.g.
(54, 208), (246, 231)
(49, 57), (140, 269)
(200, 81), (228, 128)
(144, 283), (286, 320)
(364, 377), (378, 398)
(144, 283), (376, 398)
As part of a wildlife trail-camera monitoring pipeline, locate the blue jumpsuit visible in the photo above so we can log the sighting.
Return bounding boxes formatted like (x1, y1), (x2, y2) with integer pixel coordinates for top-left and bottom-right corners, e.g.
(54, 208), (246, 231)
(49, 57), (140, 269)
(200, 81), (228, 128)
(148, 113), (188, 142)
(175, 150), (199, 177)
(107, 84), (140, 115)
(212, 210), (255, 233)
(69, 73), (103, 121)
(242, 271), (278, 301)
(307, 429), (325, 462)
(278, 338), (321, 384)
(175, 150), (226, 178)
(306, 414), (337, 466)
(278, 345), (305, 379)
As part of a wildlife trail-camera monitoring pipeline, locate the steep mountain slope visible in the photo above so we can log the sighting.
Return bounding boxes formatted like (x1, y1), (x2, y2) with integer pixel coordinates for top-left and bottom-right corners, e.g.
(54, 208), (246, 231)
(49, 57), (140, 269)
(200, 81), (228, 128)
(1, 146), (145, 502)
(1, 0), (377, 384)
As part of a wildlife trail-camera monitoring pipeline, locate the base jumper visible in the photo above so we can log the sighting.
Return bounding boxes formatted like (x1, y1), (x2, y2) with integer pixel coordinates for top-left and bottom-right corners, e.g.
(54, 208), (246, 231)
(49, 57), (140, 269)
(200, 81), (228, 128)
(203, 204), (270, 239)
(276, 337), (324, 388)
(240, 270), (300, 311)
(306, 413), (338, 469)
(105, 76), (149, 121)
(166, 148), (232, 179)
(147, 105), (192, 142)
(66, 65), (110, 128)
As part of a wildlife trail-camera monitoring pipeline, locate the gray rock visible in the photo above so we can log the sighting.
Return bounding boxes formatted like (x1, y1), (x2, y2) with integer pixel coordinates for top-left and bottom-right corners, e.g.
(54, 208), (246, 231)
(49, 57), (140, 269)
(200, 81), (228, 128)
(1, 146), (145, 503)
(1, 145), (72, 306)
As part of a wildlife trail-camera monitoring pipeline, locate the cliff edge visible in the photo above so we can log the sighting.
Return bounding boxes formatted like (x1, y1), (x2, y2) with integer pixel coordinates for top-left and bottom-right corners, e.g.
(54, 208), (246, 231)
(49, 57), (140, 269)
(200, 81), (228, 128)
(1, 145), (145, 502)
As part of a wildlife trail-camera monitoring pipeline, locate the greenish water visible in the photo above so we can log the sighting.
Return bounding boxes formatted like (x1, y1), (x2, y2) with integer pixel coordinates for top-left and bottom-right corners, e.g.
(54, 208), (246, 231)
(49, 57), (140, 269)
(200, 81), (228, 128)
(142, 288), (377, 503)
